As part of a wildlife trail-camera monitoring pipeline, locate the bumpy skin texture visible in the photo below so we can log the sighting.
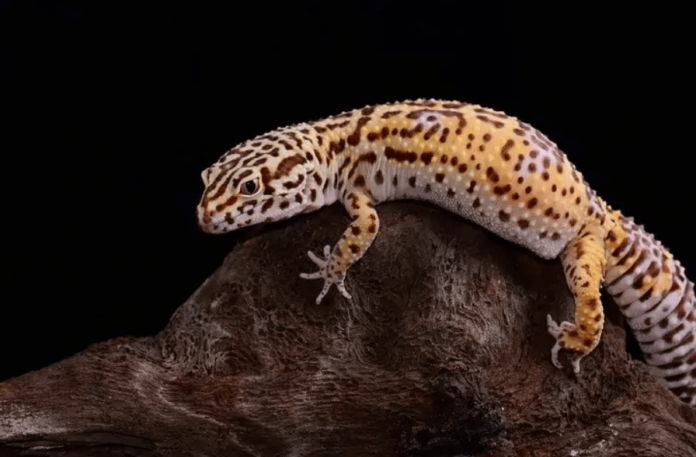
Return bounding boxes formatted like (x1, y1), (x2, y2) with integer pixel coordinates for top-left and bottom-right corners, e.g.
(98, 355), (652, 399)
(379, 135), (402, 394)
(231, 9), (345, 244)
(196, 100), (696, 407)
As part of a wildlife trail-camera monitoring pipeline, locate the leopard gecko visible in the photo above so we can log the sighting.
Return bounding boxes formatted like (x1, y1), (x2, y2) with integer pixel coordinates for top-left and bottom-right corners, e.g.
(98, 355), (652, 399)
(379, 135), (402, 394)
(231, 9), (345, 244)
(196, 100), (696, 407)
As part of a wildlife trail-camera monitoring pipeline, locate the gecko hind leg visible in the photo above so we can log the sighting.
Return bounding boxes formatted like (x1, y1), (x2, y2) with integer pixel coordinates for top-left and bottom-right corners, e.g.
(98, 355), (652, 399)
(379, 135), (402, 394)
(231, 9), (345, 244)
(547, 224), (608, 373)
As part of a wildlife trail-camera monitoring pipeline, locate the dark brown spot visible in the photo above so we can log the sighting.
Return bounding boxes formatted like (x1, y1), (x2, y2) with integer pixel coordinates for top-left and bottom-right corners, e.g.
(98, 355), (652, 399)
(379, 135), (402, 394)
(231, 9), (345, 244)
(274, 153), (307, 179)
(525, 186), (532, 194)
(385, 146), (418, 163)
(526, 198), (538, 209)
(421, 152), (434, 164)
(450, 156), (458, 166)
(260, 198), (274, 214)
(354, 175), (366, 187)
(409, 176), (416, 187)
(512, 192), (520, 200)
(435, 173), (445, 183)
(542, 172), (550, 180)
(424, 184), (432, 192)
(476, 115), (504, 128)
(513, 128), (525, 136)
(440, 154), (448, 164)
(500, 139), (514, 161)
(467, 180), (477, 193)
(424, 124), (441, 140)
(440, 127), (450, 143)
(458, 163), (468, 173)
(352, 226), (361, 235)
(473, 197), (481, 208)
(551, 232), (561, 240)
(528, 163), (537, 172)
(518, 219), (529, 229)
(493, 184), (511, 195)
(279, 201), (290, 209)
(338, 160), (353, 182)
(486, 167), (500, 182)
(381, 110), (401, 119)
(349, 244), (360, 254)
(393, 175), (398, 186)
(368, 222), (376, 233)
(498, 210), (510, 222)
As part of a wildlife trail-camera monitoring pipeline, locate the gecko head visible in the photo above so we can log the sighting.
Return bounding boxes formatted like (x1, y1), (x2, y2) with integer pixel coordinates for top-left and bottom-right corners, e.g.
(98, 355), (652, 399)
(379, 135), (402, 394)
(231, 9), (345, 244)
(196, 145), (315, 234)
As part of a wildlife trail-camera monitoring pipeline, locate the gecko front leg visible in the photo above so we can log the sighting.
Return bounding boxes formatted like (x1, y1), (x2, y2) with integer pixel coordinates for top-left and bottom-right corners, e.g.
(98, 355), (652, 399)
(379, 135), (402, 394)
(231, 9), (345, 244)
(300, 190), (380, 304)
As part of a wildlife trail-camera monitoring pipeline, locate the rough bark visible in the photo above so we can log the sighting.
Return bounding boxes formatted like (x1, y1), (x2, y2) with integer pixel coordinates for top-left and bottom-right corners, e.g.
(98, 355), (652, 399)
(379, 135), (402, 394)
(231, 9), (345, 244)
(1, 202), (695, 456)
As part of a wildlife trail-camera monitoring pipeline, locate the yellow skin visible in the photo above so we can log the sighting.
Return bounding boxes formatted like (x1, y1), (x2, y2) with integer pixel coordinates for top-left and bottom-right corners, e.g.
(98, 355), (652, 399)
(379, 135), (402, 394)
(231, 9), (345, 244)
(197, 100), (696, 406)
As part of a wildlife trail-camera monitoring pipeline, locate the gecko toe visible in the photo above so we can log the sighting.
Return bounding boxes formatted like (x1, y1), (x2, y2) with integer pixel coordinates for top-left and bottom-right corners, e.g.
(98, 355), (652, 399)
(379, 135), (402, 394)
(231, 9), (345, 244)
(550, 340), (564, 369)
(299, 271), (322, 279)
(547, 314), (561, 337)
(336, 279), (352, 300)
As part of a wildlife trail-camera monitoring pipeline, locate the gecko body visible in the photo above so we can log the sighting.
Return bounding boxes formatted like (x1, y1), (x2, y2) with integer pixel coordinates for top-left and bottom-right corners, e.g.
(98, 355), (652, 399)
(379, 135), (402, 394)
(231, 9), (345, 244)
(196, 100), (696, 406)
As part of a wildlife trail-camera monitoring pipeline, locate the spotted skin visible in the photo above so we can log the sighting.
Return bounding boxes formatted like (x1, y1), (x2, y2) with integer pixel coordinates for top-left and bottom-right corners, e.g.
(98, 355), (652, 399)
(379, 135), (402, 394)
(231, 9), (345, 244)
(196, 100), (696, 407)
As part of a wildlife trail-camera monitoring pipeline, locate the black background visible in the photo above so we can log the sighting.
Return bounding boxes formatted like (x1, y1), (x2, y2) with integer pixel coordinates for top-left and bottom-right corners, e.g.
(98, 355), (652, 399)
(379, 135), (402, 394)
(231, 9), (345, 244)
(1, 1), (691, 381)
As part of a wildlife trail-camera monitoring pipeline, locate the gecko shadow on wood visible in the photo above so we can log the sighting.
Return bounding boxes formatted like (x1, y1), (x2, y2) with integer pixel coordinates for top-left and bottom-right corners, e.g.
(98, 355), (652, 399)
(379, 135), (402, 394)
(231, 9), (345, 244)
(1, 202), (695, 456)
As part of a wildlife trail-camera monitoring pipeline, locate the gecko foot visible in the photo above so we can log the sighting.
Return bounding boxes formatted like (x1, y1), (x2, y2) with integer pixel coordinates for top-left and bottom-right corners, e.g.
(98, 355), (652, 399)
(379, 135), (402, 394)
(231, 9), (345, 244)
(299, 244), (352, 304)
(547, 315), (584, 374)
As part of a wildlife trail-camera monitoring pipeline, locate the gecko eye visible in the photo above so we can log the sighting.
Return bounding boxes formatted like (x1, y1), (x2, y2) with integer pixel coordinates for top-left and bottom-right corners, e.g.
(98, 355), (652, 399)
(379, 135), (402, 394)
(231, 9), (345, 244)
(240, 178), (260, 195)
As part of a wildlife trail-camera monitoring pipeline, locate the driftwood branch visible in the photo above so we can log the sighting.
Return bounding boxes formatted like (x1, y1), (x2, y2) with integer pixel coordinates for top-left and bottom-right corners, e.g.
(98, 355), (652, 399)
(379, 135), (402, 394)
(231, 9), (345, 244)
(1, 202), (695, 456)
